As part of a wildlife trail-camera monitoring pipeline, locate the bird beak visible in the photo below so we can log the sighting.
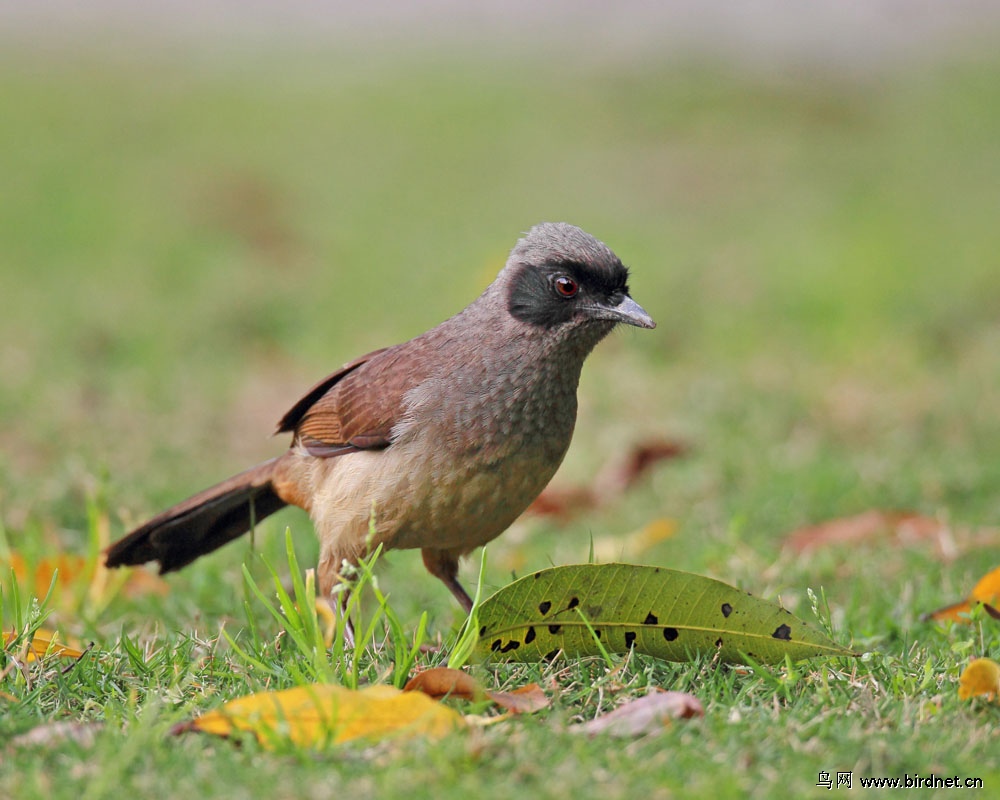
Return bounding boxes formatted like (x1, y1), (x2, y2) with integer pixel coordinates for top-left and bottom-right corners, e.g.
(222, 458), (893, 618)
(601, 295), (656, 329)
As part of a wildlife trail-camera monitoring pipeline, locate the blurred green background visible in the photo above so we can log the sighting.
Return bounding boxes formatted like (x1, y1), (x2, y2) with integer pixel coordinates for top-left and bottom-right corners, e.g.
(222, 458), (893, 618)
(1, 4), (999, 626)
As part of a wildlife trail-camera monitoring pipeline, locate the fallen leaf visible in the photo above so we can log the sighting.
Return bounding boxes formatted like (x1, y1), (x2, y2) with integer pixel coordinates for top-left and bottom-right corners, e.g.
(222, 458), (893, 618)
(313, 596), (337, 649)
(526, 486), (595, 521)
(404, 668), (486, 701)
(477, 563), (855, 664)
(528, 439), (686, 522)
(7, 553), (88, 600)
(573, 691), (704, 736)
(404, 667), (550, 714)
(596, 440), (689, 496)
(173, 684), (464, 749)
(958, 658), (1000, 701)
(922, 566), (1000, 623)
(593, 518), (677, 561)
(3, 629), (87, 661)
(930, 567), (1000, 621)
(486, 683), (550, 714)
(783, 510), (947, 554)
(8, 721), (104, 749)
(4, 553), (168, 611)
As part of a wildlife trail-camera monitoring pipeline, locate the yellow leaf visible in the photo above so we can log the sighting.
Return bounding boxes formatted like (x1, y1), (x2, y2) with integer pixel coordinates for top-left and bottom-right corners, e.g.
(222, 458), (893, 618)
(4, 552), (167, 614)
(594, 518), (677, 560)
(958, 658), (1000, 701)
(3, 629), (86, 661)
(627, 518), (678, 552)
(923, 566), (1000, 623)
(969, 568), (1000, 605)
(175, 684), (464, 748)
(8, 553), (88, 600)
(314, 597), (337, 649)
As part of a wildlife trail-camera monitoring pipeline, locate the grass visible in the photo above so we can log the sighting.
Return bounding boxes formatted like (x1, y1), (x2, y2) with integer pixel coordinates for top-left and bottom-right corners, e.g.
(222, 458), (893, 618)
(2, 35), (1000, 798)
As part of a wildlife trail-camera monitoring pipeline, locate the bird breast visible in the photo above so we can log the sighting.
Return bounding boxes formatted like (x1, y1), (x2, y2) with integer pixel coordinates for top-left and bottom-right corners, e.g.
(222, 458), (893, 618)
(378, 360), (579, 552)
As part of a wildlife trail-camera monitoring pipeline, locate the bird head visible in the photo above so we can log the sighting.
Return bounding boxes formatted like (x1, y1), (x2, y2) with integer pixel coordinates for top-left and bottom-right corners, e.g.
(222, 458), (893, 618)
(504, 222), (655, 333)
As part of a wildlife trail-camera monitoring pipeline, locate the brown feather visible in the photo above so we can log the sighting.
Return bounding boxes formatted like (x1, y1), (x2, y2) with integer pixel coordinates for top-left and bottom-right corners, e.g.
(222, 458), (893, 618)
(274, 348), (388, 434)
(279, 340), (439, 455)
(105, 459), (285, 572)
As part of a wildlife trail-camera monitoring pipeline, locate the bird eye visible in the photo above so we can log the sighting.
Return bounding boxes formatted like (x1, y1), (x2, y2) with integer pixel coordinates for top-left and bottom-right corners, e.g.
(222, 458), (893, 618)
(553, 276), (579, 298)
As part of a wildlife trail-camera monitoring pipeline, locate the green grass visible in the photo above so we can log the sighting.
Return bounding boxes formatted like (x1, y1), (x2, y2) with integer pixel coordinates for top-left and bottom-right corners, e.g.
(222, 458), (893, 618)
(2, 37), (1000, 798)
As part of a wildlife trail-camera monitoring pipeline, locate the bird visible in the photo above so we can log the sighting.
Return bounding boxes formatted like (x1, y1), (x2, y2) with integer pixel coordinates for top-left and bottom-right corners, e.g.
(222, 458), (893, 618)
(105, 222), (655, 615)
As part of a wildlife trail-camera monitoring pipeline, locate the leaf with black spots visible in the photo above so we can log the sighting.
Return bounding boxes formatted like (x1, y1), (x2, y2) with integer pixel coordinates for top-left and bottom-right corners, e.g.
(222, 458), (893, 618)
(476, 564), (854, 664)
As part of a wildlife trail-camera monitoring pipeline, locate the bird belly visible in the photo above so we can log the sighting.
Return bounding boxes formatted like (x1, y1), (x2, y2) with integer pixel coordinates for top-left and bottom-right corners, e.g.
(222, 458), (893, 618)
(382, 443), (558, 553)
(295, 439), (560, 566)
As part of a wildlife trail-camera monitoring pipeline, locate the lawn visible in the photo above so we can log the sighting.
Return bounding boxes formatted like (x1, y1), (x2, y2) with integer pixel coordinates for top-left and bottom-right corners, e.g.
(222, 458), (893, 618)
(2, 31), (1000, 798)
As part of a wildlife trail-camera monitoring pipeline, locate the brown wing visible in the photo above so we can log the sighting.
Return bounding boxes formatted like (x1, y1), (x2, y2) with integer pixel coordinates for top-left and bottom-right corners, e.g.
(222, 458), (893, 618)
(276, 348), (389, 434)
(276, 342), (429, 458)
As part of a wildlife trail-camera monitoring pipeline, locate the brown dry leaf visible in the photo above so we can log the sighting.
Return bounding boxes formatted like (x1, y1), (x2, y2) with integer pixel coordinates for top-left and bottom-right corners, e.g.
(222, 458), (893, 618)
(526, 486), (595, 521)
(3, 629), (87, 661)
(173, 684), (464, 749)
(528, 439), (685, 522)
(573, 691), (704, 736)
(486, 683), (550, 714)
(404, 667), (486, 701)
(958, 658), (1000, 701)
(8, 721), (104, 750)
(595, 439), (689, 496)
(922, 566), (1000, 623)
(783, 510), (946, 554)
(404, 667), (550, 714)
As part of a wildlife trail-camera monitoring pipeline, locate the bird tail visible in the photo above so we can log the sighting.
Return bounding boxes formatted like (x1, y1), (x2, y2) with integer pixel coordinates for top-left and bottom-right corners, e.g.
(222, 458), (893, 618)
(105, 458), (288, 573)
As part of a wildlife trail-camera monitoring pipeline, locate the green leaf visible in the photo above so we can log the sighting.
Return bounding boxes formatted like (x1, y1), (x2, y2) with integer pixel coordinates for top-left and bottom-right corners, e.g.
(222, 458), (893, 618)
(475, 564), (854, 664)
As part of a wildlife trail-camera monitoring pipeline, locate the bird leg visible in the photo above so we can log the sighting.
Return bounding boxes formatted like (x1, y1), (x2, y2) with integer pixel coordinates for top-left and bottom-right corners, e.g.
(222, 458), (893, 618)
(317, 556), (357, 647)
(422, 548), (474, 613)
(337, 586), (356, 648)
